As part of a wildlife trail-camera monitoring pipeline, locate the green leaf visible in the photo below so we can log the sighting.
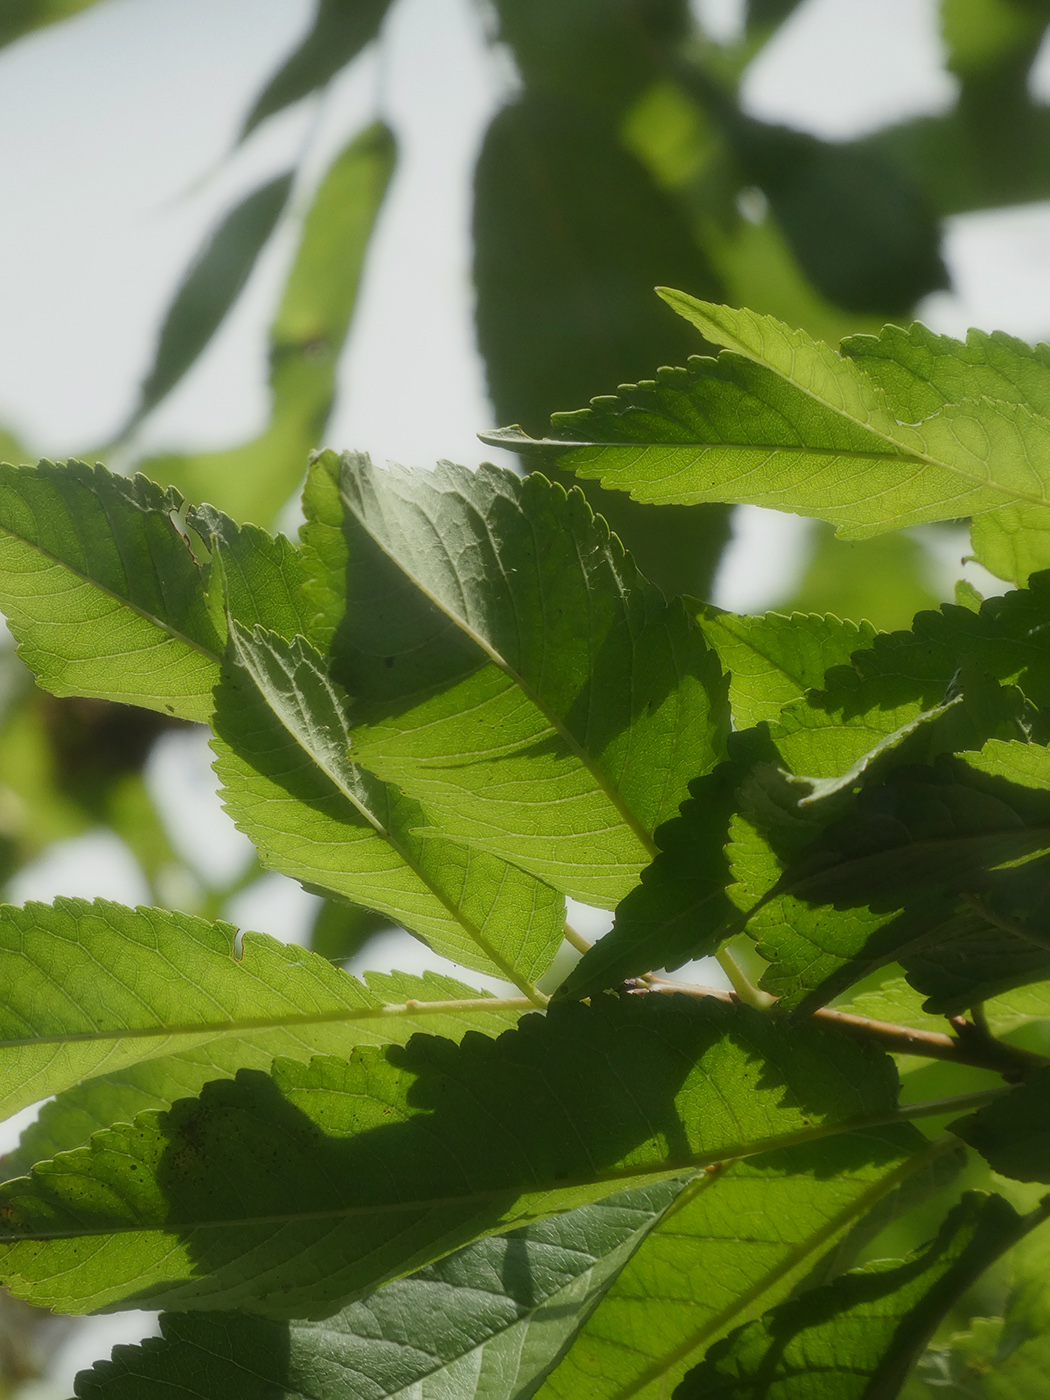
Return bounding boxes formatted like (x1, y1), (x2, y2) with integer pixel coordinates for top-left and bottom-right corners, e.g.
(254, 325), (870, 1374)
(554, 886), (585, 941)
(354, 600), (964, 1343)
(0, 896), (529, 1124)
(0, 0), (103, 48)
(123, 173), (294, 432)
(541, 1130), (941, 1400)
(696, 607), (877, 730)
(0, 994), (911, 1317)
(841, 320), (1050, 424)
(558, 762), (738, 997)
(729, 119), (947, 314)
(677, 1192), (1044, 1399)
(73, 1181), (682, 1400)
(2, 968), (521, 1179)
(211, 620), (563, 995)
(240, 0), (394, 139)
(0, 461), (223, 722)
(955, 1066), (1050, 1182)
(329, 453), (728, 908)
(489, 294), (1050, 584)
(735, 749), (1050, 1011)
(140, 123), (396, 527)
(473, 92), (730, 599)
(189, 502), (312, 640)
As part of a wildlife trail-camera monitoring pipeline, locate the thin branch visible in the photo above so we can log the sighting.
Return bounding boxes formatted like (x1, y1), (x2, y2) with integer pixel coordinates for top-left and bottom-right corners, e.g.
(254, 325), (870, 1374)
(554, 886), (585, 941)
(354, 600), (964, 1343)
(562, 922), (592, 955)
(642, 976), (1048, 1079)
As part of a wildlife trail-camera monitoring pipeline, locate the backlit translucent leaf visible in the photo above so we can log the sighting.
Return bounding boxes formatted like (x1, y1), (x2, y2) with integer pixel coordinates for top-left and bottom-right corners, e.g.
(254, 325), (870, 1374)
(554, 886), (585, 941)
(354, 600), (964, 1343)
(0, 461), (222, 721)
(488, 294), (1050, 583)
(0, 994), (908, 1317)
(541, 1129), (937, 1400)
(0, 896), (529, 1124)
(2, 967), (523, 1180)
(678, 1192), (1042, 1399)
(140, 123), (395, 527)
(331, 453), (728, 907)
(696, 607), (877, 729)
(73, 1182), (682, 1400)
(212, 621), (563, 995)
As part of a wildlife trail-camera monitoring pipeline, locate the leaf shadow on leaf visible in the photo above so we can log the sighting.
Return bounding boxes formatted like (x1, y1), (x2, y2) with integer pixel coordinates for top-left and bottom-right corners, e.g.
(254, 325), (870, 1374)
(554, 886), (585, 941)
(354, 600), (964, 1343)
(76, 997), (894, 1315)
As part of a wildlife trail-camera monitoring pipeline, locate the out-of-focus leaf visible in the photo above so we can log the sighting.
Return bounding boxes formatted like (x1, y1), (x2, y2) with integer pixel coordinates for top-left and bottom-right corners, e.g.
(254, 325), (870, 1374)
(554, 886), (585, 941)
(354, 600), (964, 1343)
(782, 522), (940, 633)
(474, 94), (730, 598)
(0, 0), (102, 49)
(942, 0), (1050, 79)
(240, 0), (394, 139)
(730, 119), (948, 315)
(491, 0), (683, 117)
(123, 173), (293, 432)
(677, 1192), (1045, 1400)
(308, 897), (390, 962)
(139, 122), (395, 527)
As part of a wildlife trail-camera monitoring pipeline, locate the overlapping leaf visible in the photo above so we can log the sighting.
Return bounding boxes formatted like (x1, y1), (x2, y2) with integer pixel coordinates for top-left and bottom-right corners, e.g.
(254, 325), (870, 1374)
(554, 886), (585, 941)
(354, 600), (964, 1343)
(733, 746), (1050, 1011)
(325, 452), (728, 907)
(539, 1128), (935, 1400)
(0, 461), (222, 721)
(72, 1181), (683, 1400)
(696, 606), (877, 731)
(0, 896), (527, 1124)
(1, 967), (519, 1181)
(488, 294), (1050, 583)
(678, 1192), (1043, 1399)
(211, 621), (564, 994)
(0, 460), (316, 721)
(0, 994), (908, 1317)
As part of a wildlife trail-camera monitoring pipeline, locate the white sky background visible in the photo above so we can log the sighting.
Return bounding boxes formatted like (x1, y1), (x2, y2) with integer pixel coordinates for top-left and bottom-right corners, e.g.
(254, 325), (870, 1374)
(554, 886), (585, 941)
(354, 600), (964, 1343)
(5, 0), (1050, 1389)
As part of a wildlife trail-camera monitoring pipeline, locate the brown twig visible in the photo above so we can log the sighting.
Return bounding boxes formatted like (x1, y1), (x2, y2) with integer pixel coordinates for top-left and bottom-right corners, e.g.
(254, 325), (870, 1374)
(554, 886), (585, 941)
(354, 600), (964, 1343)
(641, 976), (1048, 1081)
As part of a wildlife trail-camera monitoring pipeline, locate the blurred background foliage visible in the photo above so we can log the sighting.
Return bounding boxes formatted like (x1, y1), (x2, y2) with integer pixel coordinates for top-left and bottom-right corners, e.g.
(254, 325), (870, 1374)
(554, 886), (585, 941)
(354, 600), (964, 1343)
(3, 2), (1050, 1389)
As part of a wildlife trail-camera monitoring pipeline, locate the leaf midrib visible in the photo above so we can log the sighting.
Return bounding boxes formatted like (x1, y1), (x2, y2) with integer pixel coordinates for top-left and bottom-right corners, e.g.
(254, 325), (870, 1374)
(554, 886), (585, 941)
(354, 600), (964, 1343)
(2, 1096), (999, 1240)
(231, 627), (550, 1004)
(0, 523), (222, 668)
(342, 483), (660, 862)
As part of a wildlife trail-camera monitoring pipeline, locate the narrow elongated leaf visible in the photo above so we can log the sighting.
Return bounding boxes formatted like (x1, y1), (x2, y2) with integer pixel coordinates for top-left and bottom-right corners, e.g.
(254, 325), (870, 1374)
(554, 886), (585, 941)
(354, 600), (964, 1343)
(541, 1130), (940, 1400)
(677, 1192), (1044, 1400)
(73, 1181), (683, 1400)
(0, 896), (528, 1123)
(332, 453), (728, 907)
(3, 967), (522, 1179)
(0, 994), (910, 1317)
(141, 123), (395, 527)
(240, 0), (394, 139)
(489, 294), (1050, 582)
(212, 621), (563, 994)
(124, 173), (294, 431)
(696, 607), (877, 730)
(0, 461), (222, 721)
